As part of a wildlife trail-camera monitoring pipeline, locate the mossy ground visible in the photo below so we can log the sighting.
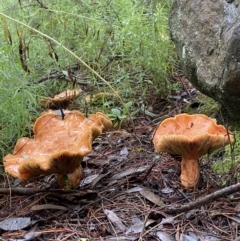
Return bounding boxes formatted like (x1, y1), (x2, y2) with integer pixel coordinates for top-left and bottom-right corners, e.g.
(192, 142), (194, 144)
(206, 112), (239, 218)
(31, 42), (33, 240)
(212, 123), (240, 174)
(184, 91), (220, 117)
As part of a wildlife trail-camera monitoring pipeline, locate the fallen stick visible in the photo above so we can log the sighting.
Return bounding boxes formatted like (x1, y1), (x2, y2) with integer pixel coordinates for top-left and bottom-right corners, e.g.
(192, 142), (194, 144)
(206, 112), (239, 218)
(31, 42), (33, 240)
(164, 182), (240, 214)
(0, 187), (97, 200)
(0, 187), (76, 195)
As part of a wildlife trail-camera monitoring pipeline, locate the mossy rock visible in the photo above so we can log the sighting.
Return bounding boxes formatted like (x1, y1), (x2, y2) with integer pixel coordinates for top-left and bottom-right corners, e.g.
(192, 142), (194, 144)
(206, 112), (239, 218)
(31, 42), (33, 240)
(184, 91), (220, 117)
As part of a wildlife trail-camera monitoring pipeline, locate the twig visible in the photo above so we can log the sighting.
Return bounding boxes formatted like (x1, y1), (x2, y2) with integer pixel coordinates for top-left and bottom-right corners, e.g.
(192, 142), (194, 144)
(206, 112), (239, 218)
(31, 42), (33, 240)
(141, 161), (157, 182)
(36, 0), (48, 9)
(164, 182), (240, 214)
(164, 178), (192, 202)
(0, 187), (94, 196)
(36, 71), (88, 85)
(37, 73), (63, 83)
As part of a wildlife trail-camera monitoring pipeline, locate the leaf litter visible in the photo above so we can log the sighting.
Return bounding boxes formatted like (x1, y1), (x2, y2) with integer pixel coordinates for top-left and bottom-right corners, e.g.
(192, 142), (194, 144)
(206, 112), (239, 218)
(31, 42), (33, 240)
(0, 73), (240, 240)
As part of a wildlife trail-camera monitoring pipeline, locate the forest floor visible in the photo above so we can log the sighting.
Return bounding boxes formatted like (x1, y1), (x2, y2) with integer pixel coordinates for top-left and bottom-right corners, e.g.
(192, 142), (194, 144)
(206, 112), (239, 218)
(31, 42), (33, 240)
(0, 74), (240, 241)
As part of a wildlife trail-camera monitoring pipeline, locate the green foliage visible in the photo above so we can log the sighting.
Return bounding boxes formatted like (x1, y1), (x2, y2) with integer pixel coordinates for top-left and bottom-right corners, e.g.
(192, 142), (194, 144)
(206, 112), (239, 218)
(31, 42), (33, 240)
(0, 0), (175, 158)
(0, 45), (46, 159)
(0, 0), (175, 89)
(108, 101), (139, 127)
(212, 123), (240, 176)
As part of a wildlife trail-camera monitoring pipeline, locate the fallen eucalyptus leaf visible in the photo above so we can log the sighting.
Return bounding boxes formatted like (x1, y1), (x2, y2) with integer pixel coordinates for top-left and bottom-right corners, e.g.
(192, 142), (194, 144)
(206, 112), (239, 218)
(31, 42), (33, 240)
(188, 232), (221, 241)
(125, 217), (143, 234)
(80, 174), (99, 187)
(91, 173), (109, 187)
(139, 188), (166, 207)
(0, 217), (35, 231)
(160, 217), (175, 225)
(31, 204), (69, 211)
(156, 231), (176, 241)
(161, 187), (174, 194)
(83, 158), (109, 166)
(22, 224), (40, 241)
(111, 165), (149, 180)
(180, 234), (197, 241)
(104, 237), (135, 241)
(104, 209), (127, 232)
(125, 186), (143, 193)
(120, 147), (129, 156)
(145, 219), (156, 227)
(199, 235), (220, 241)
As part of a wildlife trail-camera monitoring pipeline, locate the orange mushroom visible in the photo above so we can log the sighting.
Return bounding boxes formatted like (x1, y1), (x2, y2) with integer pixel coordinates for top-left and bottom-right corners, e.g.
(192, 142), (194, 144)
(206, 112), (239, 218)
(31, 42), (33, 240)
(153, 113), (234, 189)
(41, 89), (82, 109)
(4, 110), (112, 189)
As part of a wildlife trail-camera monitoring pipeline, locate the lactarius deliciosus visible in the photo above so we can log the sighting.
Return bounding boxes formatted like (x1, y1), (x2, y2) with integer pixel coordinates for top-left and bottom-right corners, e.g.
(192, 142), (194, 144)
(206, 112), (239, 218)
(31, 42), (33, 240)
(4, 110), (112, 189)
(153, 113), (234, 189)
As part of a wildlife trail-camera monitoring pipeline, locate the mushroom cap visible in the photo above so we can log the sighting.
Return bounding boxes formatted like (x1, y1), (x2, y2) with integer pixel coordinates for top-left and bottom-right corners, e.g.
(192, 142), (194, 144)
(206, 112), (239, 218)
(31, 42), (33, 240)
(41, 89), (82, 109)
(153, 113), (234, 159)
(4, 110), (112, 182)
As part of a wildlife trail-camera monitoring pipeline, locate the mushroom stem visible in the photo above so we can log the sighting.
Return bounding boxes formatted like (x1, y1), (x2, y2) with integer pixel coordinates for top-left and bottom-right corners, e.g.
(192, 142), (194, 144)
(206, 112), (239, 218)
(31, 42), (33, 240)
(180, 157), (200, 189)
(57, 166), (83, 189)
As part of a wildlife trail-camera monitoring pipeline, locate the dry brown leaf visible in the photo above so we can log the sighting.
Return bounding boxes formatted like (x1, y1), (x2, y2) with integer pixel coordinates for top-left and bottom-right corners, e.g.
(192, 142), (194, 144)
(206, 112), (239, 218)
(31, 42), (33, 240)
(139, 188), (166, 207)
(30, 204), (69, 211)
(85, 92), (114, 104)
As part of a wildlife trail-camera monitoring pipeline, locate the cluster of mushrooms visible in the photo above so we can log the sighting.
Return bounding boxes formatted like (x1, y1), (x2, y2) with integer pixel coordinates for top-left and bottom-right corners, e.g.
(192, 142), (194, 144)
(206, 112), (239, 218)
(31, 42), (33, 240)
(3, 90), (234, 190)
(4, 89), (112, 189)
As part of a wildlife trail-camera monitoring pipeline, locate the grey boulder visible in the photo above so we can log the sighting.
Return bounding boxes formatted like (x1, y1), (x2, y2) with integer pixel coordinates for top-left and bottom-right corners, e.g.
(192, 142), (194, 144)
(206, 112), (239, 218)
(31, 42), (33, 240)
(169, 0), (240, 119)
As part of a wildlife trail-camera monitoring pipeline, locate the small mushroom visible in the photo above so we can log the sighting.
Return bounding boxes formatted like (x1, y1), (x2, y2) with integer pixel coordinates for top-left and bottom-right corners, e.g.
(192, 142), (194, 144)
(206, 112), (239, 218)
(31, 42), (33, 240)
(41, 89), (82, 109)
(153, 113), (234, 189)
(4, 110), (112, 188)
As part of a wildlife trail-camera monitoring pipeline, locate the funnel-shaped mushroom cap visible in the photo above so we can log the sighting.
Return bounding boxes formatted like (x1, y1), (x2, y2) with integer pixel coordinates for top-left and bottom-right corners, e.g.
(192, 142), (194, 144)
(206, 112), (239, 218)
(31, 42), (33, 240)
(153, 113), (234, 159)
(4, 110), (112, 186)
(153, 113), (234, 189)
(41, 89), (82, 109)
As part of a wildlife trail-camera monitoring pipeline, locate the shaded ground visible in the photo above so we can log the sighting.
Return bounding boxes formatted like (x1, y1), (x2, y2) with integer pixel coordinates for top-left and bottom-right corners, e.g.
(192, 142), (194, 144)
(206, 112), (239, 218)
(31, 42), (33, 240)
(0, 74), (240, 241)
